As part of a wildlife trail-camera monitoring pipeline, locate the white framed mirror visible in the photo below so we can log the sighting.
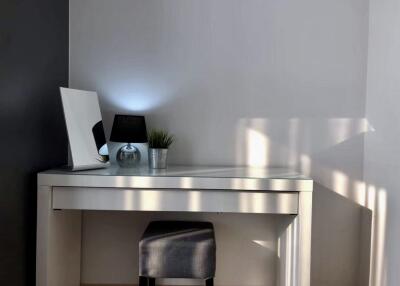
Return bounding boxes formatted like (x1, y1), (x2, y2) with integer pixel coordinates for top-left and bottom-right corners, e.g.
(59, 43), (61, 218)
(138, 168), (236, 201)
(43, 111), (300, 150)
(60, 87), (110, 171)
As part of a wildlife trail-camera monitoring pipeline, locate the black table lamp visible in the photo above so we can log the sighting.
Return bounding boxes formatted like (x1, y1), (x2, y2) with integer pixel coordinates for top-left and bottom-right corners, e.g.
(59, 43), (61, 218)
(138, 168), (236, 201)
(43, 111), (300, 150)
(110, 115), (148, 168)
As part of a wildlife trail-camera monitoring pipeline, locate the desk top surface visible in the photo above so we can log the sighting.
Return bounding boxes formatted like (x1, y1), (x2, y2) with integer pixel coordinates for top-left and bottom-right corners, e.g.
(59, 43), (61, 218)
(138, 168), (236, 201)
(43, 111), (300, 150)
(38, 165), (313, 192)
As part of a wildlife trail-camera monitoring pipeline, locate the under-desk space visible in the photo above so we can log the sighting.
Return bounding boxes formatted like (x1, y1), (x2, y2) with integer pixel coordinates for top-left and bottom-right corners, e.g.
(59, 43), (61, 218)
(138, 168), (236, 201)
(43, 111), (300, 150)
(79, 211), (293, 286)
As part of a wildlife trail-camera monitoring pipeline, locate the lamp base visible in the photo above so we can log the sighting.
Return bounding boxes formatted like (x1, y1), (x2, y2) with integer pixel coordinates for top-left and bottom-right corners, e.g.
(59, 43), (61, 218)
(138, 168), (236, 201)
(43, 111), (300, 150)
(116, 143), (141, 168)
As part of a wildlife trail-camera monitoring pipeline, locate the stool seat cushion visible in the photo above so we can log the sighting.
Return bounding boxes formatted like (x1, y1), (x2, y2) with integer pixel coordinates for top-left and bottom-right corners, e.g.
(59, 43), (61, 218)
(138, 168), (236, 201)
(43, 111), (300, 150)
(139, 221), (216, 279)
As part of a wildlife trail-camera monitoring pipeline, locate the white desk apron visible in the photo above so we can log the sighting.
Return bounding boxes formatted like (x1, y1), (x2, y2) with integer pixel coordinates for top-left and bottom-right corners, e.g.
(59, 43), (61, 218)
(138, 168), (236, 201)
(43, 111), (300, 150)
(36, 166), (313, 286)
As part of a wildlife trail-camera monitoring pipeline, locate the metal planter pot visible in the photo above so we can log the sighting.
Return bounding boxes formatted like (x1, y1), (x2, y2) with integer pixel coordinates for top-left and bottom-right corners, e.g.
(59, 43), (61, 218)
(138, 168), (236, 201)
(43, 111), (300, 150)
(148, 148), (168, 169)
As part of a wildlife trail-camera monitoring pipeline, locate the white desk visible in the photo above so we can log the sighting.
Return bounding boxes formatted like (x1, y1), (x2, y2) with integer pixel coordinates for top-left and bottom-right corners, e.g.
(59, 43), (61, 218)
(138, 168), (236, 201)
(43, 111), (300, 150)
(36, 166), (313, 286)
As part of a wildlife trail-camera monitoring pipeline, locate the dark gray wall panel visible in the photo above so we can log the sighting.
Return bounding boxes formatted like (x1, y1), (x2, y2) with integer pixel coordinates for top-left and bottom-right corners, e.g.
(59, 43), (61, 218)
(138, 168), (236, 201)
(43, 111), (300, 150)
(0, 0), (69, 285)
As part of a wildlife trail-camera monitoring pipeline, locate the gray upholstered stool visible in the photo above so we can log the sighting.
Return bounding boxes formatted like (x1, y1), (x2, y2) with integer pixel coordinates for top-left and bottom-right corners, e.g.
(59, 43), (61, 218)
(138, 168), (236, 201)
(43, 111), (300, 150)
(139, 221), (216, 286)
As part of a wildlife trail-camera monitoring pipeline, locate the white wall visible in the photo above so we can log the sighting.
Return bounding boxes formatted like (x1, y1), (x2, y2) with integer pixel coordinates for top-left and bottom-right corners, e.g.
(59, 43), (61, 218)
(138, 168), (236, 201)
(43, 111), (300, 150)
(70, 0), (368, 167)
(70, 0), (370, 195)
(364, 0), (400, 285)
(69, 1), (371, 285)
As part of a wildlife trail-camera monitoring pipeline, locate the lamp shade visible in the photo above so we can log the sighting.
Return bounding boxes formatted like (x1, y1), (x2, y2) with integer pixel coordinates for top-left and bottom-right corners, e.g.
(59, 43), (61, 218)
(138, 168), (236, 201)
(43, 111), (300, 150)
(110, 115), (148, 143)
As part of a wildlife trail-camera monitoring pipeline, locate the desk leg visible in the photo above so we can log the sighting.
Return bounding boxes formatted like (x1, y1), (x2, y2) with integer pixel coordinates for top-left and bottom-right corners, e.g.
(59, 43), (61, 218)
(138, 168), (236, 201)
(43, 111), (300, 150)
(36, 185), (82, 286)
(295, 192), (313, 286)
(278, 192), (312, 286)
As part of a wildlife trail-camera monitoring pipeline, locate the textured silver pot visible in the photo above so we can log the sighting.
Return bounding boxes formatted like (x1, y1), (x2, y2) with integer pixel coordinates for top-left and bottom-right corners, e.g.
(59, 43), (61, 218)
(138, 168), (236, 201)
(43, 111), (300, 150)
(148, 148), (168, 169)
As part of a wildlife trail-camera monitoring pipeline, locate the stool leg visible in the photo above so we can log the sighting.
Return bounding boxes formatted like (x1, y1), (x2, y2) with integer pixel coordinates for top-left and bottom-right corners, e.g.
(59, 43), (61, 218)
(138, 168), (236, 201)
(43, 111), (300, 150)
(148, 277), (156, 286)
(205, 278), (213, 286)
(139, 276), (148, 286)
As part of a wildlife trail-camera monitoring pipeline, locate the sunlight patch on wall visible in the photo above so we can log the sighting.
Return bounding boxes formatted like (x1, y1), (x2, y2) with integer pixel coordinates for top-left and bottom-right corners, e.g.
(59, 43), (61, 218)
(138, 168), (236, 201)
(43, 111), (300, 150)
(332, 170), (349, 197)
(252, 240), (275, 252)
(354, 180), (367, 206)
(327, 118), (372, 145)
(300, 154), (311, 177)
(246, 128), (269, 167)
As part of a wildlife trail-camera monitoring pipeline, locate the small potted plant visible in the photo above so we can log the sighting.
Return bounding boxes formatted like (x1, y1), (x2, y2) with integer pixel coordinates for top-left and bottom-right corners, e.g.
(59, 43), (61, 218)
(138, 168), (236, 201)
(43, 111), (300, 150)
(147, 129), (174, 169)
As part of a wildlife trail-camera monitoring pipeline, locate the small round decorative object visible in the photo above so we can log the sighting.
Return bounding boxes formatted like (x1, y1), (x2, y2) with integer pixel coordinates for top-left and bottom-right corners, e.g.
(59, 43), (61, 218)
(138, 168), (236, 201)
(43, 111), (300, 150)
(116, 143), (141, 168)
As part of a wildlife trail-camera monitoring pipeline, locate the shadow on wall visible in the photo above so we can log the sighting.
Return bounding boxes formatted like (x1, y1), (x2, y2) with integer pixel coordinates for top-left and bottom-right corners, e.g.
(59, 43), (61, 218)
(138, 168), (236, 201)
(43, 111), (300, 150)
(232, 117), (385, 286)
